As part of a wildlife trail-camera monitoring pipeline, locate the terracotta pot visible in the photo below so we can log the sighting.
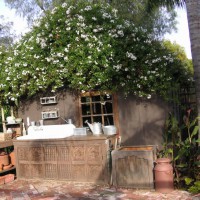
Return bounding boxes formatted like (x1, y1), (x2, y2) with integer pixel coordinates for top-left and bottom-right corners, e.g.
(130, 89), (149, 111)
(3, 164), (12, 170)
(4, 174), (15, 183)
(0, 164), (3, 171)
(9, 151), (16, 166)
(0, 152), (9, 167)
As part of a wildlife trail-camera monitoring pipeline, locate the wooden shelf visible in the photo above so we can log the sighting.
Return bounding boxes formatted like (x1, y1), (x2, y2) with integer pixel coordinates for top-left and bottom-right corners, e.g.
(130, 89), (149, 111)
(40, 96), (57, 105)
(6, 123), (21, 125)
(5, 123), (22, 137)
(0, 166), (15, 174)
(42, 110), (59, 119)
(0, 140), (13, 148)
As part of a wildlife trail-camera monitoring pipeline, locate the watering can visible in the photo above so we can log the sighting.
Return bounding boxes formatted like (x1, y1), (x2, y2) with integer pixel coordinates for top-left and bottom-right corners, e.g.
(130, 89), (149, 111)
(85, 120), (102, 135)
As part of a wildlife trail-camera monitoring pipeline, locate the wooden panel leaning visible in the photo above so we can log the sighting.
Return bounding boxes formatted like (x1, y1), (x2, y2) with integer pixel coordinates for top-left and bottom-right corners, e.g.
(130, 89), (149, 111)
(112, 145), (157, 189)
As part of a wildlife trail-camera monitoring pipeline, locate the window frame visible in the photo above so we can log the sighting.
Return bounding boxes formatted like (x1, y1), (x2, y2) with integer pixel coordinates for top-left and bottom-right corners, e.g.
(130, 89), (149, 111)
(79, 91), (119, 130)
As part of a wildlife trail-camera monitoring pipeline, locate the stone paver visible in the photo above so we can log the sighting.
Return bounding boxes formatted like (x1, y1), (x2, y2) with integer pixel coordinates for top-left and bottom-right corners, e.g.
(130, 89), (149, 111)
(0, 179), (198, 200)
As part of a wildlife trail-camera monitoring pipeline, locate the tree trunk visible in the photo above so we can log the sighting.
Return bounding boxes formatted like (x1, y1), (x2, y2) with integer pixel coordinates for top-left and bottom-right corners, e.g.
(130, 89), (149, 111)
(186, 0), (200, 141)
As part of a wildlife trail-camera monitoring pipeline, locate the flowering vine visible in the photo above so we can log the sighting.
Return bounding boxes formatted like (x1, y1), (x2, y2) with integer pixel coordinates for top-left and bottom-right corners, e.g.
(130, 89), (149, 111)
(0, 2), (192, 103)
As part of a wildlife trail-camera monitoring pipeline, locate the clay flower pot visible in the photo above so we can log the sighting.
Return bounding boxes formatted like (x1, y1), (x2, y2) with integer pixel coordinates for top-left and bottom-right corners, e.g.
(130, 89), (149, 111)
(9, 151), (16, 166)
(3, 164), (13, 170)
(0, 152), (9, 167)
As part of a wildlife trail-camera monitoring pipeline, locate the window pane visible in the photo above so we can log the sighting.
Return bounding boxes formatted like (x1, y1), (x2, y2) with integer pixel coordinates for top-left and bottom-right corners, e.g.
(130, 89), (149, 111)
(92, 95), (101, 102)
(104, 116), (114, 125)
(81, 104), (91, 115)
(80, 93), (115, 127)
(103, 94), (112, 101)
(92, 103), (102, 114)
(103, 102), (113, 114)
(93, 116), (102, 123)
(81, 96), (90, 103)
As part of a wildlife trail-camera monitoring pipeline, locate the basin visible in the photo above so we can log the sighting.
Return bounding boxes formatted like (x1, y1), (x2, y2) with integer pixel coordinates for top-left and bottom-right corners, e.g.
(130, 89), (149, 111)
(17, 124), (75, 140)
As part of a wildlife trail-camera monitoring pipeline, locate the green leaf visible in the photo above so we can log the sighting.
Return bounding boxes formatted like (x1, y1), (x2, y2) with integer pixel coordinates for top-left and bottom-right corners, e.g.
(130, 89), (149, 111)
(185, 177), (193, 185)
(195, 139), (200, 143)
(191, 126), (199, 138)
(176, 163), (188, 168)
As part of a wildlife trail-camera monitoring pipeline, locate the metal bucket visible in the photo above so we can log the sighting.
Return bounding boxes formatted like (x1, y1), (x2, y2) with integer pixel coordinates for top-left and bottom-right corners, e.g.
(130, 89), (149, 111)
(103, 125), (117, 135)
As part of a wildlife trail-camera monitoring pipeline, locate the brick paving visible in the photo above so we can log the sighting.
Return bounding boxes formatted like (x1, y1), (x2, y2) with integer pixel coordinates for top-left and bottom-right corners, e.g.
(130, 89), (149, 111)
(0, 178), (198, 200)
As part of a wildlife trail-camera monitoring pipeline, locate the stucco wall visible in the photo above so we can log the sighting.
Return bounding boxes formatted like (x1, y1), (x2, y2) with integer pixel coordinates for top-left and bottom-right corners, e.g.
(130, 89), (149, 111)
(117, 94), (169, 147)
(18, 91), (169, 147)
(18, 90), (80, 127)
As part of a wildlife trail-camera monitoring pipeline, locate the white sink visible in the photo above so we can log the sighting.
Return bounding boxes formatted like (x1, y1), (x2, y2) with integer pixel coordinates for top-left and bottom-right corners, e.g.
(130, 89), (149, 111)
(17, 124), (75, 140)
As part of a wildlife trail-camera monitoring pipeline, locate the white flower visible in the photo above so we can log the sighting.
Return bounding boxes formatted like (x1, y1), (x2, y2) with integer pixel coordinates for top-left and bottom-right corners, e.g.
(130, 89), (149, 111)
(64, 48), (69, 52)
(66, 27), (71, 31)
(102, 13), (111, 19)
(85, 6), (92, 11)
(77, 15), (84, 21)
(126, 52), (137, 60)
(66, 9), (71, 15)
(45, 24), (49, 29)
(62, 3), (67, 8)
(57, 53), (63, 57)
(10, 97), (15, 101)
(147, 94), (151, 99)
(45, 57), (52, 62)
(51, 7), (58, 14)
(81, 34), (87, 39)
(113, 64), (122, 71)
(112, 9), (118, 17)
(34, 54), (40, 59)
(117, 30), (124, 37)
(92, 17), (97, 21)
(14, 50), (18, 56)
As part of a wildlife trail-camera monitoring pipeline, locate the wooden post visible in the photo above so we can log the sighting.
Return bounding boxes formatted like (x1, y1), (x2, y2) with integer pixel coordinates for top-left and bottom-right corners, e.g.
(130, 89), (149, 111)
(1, 107), (6, 133)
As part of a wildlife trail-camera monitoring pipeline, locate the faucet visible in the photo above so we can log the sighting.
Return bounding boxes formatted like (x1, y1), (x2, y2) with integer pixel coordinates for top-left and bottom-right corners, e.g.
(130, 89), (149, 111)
(60, 117), (70, 123)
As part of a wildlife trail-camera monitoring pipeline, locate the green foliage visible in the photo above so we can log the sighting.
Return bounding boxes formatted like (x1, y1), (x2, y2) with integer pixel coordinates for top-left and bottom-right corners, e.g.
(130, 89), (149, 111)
(0, 2), (192, 104)
(5, 0), (178, 38)
(164, 40), (194, 76)
(159, 113), (181, 159)
(159, 110), (200, 192)
(0, 15), (14, 47)
(147, 0), (186, 10)
(187, 181), (200, 194)
(107, 0), (178, 38)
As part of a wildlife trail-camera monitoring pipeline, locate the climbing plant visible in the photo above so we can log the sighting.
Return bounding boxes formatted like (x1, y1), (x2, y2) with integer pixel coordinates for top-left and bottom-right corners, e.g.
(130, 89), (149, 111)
(0, 2), (192, 103)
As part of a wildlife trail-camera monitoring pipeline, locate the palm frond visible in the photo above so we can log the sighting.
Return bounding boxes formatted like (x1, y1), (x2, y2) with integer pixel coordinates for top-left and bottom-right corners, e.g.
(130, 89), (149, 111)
(147, 0), (186, 11)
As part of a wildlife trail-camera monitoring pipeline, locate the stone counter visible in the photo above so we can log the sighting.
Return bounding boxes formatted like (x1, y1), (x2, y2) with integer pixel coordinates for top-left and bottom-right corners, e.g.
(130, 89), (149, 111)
(13, 135), (116, 184)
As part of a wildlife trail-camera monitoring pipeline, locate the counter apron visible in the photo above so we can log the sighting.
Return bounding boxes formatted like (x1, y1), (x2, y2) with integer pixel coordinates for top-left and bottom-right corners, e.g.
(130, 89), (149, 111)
(13, 135), (116, 184)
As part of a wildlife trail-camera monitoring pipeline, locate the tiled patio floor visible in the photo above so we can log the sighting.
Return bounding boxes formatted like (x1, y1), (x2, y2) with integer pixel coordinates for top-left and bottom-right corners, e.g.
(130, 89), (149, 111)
(0, 178), (199, 200)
